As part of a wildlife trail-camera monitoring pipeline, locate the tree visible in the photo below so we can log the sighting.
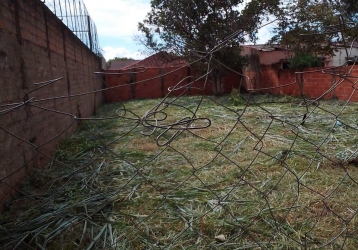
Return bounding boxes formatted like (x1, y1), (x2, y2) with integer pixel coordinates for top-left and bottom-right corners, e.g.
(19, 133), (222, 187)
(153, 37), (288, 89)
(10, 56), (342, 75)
(333, 0), (358, 40)
(107, 57), (135, 63)
(138, 0), (280, 95)
(271, 1), (338, 54)
(329, 0), (358, 20)
(106, 57), (135, 69)
(271, 0), (358, 68)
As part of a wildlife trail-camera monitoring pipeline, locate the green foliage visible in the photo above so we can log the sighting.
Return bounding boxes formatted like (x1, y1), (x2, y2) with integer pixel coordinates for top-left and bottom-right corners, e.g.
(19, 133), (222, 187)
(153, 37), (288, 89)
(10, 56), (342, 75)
(289, 53), (323, 70)
(106, 57), (135, 68)
(229, 88), (244, 106)
(108, 57), (134, 62)
(139, 0), (280, 52)
(270, 0), (358, 59)
(340, 0), (358, 20)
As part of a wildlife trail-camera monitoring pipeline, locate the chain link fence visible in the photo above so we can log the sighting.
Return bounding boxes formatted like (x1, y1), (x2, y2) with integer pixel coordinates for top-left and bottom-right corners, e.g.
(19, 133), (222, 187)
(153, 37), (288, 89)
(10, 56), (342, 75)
(1, 18), (358, 249)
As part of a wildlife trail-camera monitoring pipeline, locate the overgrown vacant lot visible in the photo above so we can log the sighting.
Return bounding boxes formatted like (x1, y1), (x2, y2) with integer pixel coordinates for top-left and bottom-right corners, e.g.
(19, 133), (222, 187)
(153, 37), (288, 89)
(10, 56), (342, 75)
(2, 94), (358, 249)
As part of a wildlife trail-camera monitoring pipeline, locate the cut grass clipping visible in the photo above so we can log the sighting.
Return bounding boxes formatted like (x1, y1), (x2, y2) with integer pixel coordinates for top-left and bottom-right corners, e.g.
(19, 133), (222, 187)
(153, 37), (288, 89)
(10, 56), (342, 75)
(1, 94), (358, 249)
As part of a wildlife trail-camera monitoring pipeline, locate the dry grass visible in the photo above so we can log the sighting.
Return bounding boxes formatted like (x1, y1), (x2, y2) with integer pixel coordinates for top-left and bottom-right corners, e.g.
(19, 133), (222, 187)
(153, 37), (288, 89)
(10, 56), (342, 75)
(1, 94), (358, 249)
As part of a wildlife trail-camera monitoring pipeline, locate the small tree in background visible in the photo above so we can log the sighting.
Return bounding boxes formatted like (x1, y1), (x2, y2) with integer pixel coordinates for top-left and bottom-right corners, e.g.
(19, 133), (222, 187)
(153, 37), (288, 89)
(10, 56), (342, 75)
(106, 57), (135, 69)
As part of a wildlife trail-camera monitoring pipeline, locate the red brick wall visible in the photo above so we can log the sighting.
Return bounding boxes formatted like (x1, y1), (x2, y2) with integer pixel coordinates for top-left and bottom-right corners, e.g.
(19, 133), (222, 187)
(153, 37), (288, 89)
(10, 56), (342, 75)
(104, 70), (133, 102)
(253, 66), (358, 101)
(0, 0), (103, 205)
(243, 69), (259, 91)
(136, 68), (163, 99)
(104, 67), (242, 101)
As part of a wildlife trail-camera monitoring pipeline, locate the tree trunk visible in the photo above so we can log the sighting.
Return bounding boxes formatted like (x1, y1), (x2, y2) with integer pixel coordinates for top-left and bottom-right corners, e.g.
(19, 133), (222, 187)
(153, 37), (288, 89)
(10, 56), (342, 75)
(211, 69), (224, 96)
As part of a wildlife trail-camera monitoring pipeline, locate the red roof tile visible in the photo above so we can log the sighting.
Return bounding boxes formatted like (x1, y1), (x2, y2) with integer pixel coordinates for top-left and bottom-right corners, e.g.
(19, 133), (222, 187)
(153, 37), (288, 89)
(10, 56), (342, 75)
(122, 52), (189, 69)
(108, 60), (139, 69)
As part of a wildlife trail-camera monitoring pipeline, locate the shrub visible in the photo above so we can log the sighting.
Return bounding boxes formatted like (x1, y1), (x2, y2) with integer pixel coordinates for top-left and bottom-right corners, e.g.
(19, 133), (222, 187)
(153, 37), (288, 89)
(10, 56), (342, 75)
(289, 53), (322, 70)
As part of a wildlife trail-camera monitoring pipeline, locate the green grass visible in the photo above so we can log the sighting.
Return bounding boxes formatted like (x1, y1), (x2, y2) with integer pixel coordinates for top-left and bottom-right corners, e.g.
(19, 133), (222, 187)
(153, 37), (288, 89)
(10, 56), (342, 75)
(2, 94), (358, 249)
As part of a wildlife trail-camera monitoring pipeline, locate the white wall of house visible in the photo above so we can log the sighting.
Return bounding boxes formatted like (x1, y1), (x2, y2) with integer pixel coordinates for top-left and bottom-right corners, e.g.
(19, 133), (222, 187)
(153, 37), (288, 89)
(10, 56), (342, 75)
(327, 47), (358, 67)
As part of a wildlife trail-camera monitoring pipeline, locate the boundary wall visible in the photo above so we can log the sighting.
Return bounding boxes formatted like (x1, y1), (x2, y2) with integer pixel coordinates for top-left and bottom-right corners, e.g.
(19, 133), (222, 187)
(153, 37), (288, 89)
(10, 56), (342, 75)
(0, 0), (103, 205)
(104, 67), (242, 102)
(244, 65), (358, 101)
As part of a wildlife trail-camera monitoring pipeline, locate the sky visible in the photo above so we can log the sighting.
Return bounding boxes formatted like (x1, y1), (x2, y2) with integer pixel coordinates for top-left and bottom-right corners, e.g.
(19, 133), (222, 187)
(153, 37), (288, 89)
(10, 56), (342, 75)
(84, 0), (274, 61)
(84, 0), (151, 60)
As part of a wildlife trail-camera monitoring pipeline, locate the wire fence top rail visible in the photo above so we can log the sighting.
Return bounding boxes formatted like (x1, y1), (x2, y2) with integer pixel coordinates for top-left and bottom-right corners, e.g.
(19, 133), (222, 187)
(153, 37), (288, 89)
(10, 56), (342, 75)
(44, 0), (101, 56)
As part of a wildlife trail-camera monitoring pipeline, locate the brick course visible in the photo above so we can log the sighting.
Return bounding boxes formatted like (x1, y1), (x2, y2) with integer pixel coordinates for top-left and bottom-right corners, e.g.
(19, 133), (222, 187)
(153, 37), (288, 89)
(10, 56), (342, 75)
(0, 0), (103, 206)
(104, 67), (242, 101)
(245, 65), (358, 101)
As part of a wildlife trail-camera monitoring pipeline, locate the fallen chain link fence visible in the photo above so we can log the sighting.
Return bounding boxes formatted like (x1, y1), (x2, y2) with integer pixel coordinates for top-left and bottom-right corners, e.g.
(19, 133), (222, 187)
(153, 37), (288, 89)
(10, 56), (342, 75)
(2, 24), (358, 250)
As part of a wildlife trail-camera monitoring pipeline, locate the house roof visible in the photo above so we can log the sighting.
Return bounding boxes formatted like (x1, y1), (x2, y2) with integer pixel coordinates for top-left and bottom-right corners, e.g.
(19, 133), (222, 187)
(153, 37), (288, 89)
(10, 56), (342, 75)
(122, 52), (189, 69)
(108, 60), (139, 69)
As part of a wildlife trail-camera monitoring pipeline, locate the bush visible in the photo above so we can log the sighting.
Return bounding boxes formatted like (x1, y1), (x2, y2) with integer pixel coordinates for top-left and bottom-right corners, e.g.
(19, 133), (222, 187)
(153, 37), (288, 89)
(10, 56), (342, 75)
(289, 53), (322, 70)
(229, 88), (244, 106)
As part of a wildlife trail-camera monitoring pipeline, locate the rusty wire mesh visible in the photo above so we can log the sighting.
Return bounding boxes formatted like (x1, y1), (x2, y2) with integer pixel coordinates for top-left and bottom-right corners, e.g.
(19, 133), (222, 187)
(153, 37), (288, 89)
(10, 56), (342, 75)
(44, 0), (101, 55)
(2, 26), (358, 249)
